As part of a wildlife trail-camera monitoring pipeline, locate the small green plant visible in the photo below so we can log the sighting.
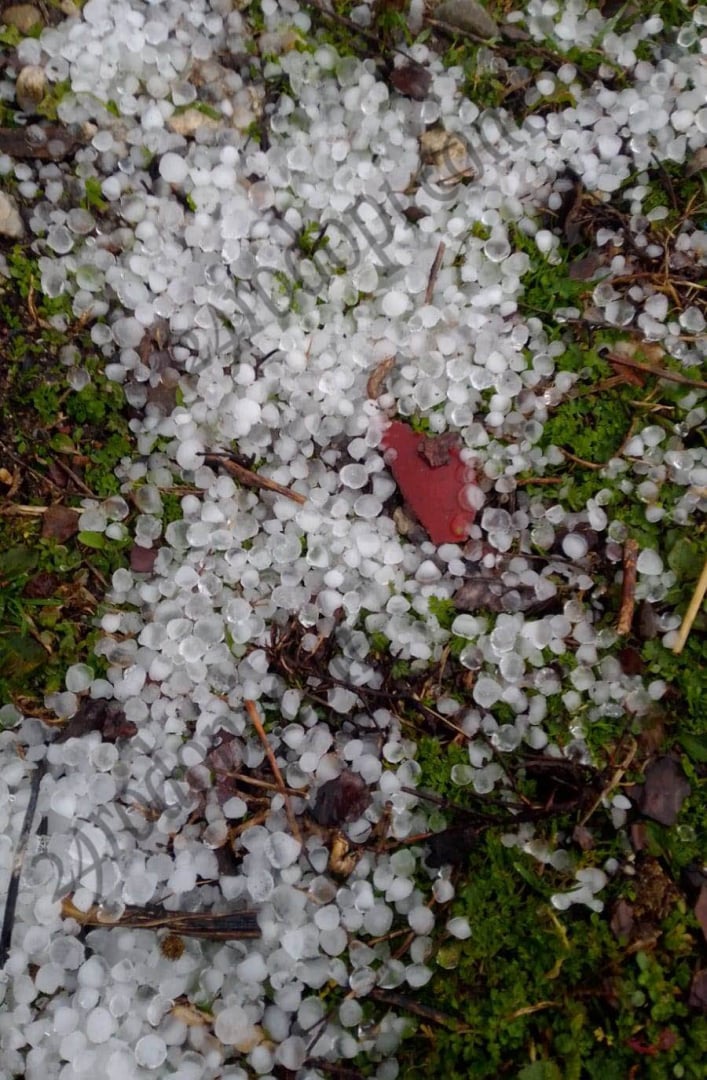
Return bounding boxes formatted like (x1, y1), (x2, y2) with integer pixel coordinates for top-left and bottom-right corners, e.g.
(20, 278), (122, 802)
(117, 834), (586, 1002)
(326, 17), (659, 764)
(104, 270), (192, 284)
(82, 176), (108, 212)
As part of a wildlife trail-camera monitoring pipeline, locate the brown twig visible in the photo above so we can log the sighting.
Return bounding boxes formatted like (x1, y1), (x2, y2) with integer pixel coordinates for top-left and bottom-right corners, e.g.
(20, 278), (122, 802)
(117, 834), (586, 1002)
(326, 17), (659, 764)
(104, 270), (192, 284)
(51, 456), (98, 498)
(514, 476), (564, 486)
(424, 241), (446, 305)
(60, 897), (260, 939)
(672, 557), (707, 655)
(577, 737), (637, 829)
(369, 988), (468, 1031)
(617, 538), (639, 636)
(244, 699), (302, 843)
(560, 447), (603, 471)
(605, 353), (707, 390)
(231, 772), (307, 798)
(203, 454), (305, 504)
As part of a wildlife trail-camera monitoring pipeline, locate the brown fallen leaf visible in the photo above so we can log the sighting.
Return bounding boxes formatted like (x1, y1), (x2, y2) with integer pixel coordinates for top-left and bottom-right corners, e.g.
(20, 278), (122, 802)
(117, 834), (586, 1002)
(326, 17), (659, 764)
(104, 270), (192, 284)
(53, 698), (137, 743)
(634, 756), (691, 826)
(418, 431), (461, 468)
(610, 898), (635, 941)
(130, 544), (159, 573)
(568, 249), (612, 281)
(685, 146), (707, 178)
(390, 63), (432, 101)
(328, 830), (362, 878)
(366, 355), (395, 400)
(311, 770), (370, 826)
(171, 1001), (211, 1027)
(0, 124), (83, 161)
(419, 127), (475, 183)
(556, 173), (585, 245)
(695, 885), (707, 942)
(22, 571), (60, 599)
(41, 504), (79, 542)
(688, 969), (707, 1012)
(0, 466), (19, 497)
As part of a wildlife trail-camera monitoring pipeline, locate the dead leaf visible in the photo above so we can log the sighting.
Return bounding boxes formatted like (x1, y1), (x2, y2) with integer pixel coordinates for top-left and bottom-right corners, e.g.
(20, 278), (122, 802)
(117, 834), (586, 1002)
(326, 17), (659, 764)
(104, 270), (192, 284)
(0, 124), (83, 161)
(0, 466), (19, 497)
(634, 757), (691, 826)
(609, 339), (666, 367)
(390, 64), (432, 101)
(418, 432), (462, 468)
(41, 505), (79, 542)
(685, 146), (707, 177)
(695, 886), (707, 942)
(366, 355), (395, 400)
(130, 544), (159, 573)
(53, 698), (137, 743)
(205, 730), (243, 806)
(328, 830), (362, 878)
(568, 250), (612, 281)
(419, 127), (475, 183)
(572, 824), (595, 851)
(688, 969), (707, 1011)
(610, 898), (635, 941)
(171, 1002), (211, 1027)
(22, 571), (60, 599)
(557, 175), (585, 245)
(311, 770), (370, 826)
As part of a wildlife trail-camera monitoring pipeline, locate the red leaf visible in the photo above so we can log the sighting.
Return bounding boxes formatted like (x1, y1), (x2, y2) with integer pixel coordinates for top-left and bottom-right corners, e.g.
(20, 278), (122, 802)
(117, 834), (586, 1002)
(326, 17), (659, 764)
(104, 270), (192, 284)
(381, 420), (477, 544)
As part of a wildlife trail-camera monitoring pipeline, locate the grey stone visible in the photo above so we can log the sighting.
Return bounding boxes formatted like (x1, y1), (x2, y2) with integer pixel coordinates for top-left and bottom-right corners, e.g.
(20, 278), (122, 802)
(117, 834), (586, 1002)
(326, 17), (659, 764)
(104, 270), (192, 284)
(434, 0), (499, 39)
(2, 5), (44, 35)
(0, 192), (25, 239)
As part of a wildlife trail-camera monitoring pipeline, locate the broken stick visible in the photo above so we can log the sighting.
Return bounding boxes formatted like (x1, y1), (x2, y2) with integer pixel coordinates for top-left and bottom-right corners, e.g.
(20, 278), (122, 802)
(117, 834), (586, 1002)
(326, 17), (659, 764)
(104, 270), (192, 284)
(617, 538), (639, 636)
(244, 699), (302, 844)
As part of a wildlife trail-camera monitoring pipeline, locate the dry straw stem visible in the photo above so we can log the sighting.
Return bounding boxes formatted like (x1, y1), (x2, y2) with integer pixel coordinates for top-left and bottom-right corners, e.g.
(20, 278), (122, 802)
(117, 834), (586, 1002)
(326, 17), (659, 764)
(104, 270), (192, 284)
(672, 557), (707, 655)
(244, 699), (302, 844)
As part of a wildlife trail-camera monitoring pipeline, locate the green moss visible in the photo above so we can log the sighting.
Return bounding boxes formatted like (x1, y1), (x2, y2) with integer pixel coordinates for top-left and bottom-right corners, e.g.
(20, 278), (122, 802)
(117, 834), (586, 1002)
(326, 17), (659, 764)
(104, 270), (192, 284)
(427, 596), (457, 631)
(397, 827), (706, 1078)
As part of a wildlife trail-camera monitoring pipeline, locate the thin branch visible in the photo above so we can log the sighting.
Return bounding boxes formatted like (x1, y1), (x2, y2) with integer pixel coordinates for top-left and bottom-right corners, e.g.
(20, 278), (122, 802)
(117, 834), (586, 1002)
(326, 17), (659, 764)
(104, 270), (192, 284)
(424, 241), (446, 305)
(606, 352), (707, 390)
(617, 538), (639, 636)
(577, 737), (637, 829)
(560, 447), (604, 471)
(244, 699), (302, 843)
(204, 454), (306, 505)
(514, 476), (564, 486)
(60, 897), (260, 939)
(369, 987), (468, 1031)
(230, 772), (307, 798)
(51, 457), (98, 498)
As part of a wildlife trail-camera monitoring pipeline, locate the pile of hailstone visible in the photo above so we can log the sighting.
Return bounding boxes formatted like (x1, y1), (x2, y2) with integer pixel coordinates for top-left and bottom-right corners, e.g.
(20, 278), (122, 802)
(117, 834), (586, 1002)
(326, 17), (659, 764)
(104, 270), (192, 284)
(0, 0), (705, 1076)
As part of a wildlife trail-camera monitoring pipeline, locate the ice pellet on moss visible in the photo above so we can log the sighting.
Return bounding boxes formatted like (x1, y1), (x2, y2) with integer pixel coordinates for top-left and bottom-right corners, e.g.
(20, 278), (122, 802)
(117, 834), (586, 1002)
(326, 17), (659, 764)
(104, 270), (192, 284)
(447, 917), (471, 940)
(636, 549), (664, 575)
